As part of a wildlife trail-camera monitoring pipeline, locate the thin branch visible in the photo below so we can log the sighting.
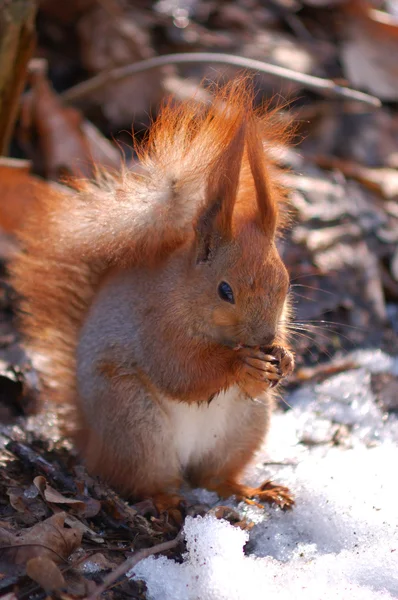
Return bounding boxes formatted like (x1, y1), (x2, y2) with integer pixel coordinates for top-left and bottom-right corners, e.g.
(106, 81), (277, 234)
(62, 52), (381, 108)
(6, 440), (78, 493)
(85, 529), (184, 600)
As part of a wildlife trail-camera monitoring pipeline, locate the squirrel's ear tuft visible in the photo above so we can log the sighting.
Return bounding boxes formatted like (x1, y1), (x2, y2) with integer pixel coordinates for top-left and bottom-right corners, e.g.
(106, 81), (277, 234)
(246, 116), (278, 235)
(194, 117), (246, 263)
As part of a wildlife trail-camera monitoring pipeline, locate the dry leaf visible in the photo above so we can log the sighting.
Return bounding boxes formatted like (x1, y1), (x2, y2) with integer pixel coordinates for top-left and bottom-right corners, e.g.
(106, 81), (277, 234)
(34, 476), (101, 519)
(6, 485), (47, 527)
(20, 66), (92, 179)
(64, 514), (104, 545)
(7, 489), (28, 514)
(26, 556), (65, 592)
(19, 63), (120, 180)
(75, 496), (102, 519)
(341, 4), (398, 100)
(0, 511), (82, 565)
(34, 476), (84, 508)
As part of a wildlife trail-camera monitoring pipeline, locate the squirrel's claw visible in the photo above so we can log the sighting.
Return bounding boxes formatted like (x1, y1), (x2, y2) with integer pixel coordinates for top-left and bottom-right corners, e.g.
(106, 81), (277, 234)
(262, 345), (295, 378)
(236, 345), (294, 397)
(240, 481), (294, 510)
(206, 479), (294, 511)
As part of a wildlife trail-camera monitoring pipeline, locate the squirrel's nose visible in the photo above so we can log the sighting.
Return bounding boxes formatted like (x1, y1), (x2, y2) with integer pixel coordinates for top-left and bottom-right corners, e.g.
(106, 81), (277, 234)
(258, 331), (276, 347)
(247, 327), (276, 348)
(260, 336), (275, 348)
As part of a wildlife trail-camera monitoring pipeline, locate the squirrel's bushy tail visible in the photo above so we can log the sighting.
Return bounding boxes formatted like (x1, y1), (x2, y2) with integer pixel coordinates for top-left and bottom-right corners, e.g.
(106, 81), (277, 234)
(10, 78), (289, 406)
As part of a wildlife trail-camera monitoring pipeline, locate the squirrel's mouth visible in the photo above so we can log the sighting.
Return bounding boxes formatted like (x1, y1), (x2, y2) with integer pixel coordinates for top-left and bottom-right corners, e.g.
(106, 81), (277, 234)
(231, 342), (276, 351)
(219, 340), (276, 352)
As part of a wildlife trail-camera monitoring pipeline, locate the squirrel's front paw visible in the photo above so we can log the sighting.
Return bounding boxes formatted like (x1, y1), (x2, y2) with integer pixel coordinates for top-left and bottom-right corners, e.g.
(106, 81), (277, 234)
(236, 347), (283, 397)
(262, 345), (295, 379)
(236, 345), (294, 398)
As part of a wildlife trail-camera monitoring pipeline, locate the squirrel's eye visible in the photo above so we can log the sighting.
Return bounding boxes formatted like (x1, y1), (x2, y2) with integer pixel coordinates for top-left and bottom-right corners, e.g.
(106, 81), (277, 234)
(218, 281), (235, 304)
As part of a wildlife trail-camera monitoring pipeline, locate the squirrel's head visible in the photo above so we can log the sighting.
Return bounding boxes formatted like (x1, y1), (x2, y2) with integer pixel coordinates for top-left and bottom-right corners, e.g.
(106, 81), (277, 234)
(184, 103), (291, 349)
(188, 221), (290, 349)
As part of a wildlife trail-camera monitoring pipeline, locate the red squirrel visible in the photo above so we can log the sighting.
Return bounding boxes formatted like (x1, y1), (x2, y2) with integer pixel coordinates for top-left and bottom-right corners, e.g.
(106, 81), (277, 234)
(11, 80), (295, 511)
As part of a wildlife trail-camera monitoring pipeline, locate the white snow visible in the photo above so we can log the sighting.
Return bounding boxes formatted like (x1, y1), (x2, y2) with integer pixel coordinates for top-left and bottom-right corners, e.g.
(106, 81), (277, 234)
(130, 350), (398, 600)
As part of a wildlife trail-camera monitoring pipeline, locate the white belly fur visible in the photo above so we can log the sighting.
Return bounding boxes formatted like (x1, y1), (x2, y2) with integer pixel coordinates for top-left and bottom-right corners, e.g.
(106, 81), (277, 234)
(163, 385), (245, 469)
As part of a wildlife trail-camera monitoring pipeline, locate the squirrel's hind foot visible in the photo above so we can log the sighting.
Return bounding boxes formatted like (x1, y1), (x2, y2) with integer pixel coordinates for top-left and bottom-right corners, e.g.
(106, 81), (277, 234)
(210, 479), (294, 510)
(151, 492), (186, 526)
(244, 480), (294, 510)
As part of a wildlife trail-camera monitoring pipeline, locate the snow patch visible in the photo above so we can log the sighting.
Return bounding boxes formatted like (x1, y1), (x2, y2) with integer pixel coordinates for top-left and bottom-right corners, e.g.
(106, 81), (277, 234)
(130, 350), (398, 600)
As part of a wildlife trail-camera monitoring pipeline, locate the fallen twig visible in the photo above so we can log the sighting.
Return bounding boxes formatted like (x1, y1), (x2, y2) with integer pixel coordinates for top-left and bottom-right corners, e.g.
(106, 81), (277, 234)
(6, 440), (78, 493)
(86, 529), (184, 600)
(293, 359), (360, 384)
(62, 52), (381, 108)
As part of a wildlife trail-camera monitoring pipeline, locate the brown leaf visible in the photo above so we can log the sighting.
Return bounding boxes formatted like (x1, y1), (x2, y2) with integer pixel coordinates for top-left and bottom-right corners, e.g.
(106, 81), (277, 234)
(19, 62), (120, 180)
(33, 475), (101, 518)
(7, 489), (27, 514)
(75, 496), (102, 519)
(64, 514), (104, 545)
(34, 476), (101, 519)
(6, 485), (48, 526)
(34, 476), (85, 508)
(0, 511), (82, 565)
(26, 556), (65, 592)
(341, 5), (398, 100)
(20, 66), (91, 179)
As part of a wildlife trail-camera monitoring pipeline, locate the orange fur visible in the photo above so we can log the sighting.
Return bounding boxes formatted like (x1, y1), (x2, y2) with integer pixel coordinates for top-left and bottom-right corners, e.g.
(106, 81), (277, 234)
(10, 79), (294, 510)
